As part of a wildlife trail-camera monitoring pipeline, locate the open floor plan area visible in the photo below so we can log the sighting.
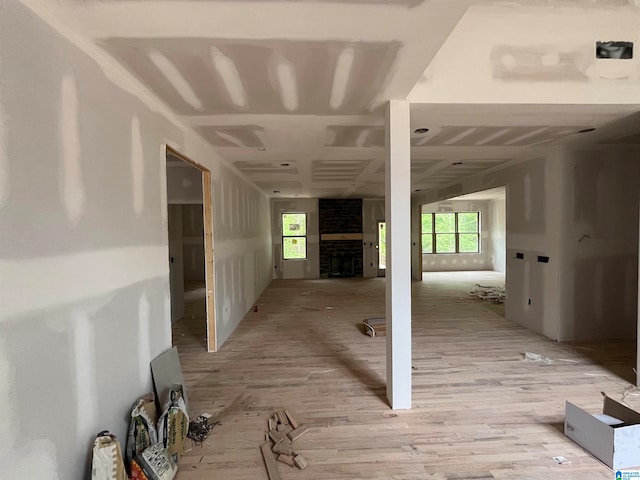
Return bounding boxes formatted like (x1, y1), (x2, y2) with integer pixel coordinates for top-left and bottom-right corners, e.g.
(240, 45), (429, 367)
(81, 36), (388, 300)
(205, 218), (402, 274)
(2, 1), (640, 478)
(174, 272), (638, 479)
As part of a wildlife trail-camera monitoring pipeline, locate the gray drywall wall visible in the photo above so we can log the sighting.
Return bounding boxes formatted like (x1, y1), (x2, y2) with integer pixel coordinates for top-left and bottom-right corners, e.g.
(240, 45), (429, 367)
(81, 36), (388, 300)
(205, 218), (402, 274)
(166, 163), (203, 204)
(414, 151), (564, 340)
(0, 3), (272, 478)
(363, 198), (385, 278)
(557, 146), (640, 341)
(421, 200), (492, 272)
(181, 204), (205, 282)
(490, 198), (507, 273)
(168, 204), (185, 323)
(271, 198), (320, 279)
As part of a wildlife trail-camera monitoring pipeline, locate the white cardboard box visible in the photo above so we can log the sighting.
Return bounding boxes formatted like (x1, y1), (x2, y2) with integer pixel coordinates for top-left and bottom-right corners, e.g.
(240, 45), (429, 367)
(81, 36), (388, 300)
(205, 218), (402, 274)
(564, 395), (640, 470)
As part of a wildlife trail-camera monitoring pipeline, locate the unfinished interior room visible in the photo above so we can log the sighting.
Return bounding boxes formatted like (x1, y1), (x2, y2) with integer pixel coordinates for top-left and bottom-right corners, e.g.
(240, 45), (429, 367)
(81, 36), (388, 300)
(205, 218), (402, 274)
(2, 0), (640, 478)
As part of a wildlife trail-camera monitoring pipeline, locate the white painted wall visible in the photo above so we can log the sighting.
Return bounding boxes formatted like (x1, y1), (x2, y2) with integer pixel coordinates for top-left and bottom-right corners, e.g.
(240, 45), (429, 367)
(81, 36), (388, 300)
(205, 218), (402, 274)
(0, 3), (271, 479)
(271, 198), (320, 279)
(363, 198), (385, 278)
(489, 198), (506, 273)
(421, 200), (492, 272)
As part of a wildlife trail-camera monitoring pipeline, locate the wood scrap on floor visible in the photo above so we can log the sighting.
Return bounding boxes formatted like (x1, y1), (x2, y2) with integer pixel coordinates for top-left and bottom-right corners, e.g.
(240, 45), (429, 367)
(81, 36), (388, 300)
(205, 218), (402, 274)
(362, 317), (386, 337)
(261, 408), (311, 477)
(260, 443), (282, 480)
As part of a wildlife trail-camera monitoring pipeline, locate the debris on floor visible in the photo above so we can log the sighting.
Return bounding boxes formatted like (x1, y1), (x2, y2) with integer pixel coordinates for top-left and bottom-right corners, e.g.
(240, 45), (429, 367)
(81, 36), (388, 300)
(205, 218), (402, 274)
(260, 409), (311, 479)
(552, 455), (571, 464)
(187, 413), (218, 444)
(362, 317), (386, 337)
(524, 351), (554, 364)
(470, 284), (506, 304)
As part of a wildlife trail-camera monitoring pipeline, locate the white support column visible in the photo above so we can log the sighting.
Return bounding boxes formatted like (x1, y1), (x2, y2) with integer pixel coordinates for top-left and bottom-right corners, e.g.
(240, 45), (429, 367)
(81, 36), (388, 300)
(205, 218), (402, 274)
(385, 100), (412, 409)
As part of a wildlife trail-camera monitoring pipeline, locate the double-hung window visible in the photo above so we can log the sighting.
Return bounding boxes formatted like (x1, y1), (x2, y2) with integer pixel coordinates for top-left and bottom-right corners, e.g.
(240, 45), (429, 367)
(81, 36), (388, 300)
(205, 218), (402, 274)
(421, 212), (480, 254)
(282, 213), (307, 259)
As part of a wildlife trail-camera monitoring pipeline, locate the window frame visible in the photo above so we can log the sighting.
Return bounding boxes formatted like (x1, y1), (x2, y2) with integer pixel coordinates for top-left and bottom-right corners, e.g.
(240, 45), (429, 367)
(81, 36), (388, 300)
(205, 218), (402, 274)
(421, 212), (480, 254)
(281, 212), (308, 260)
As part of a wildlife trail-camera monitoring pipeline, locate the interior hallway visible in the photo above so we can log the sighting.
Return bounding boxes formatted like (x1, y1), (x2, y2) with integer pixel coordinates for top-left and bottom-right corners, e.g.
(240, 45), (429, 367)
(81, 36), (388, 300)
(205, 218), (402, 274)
(172, 272), (637, 479)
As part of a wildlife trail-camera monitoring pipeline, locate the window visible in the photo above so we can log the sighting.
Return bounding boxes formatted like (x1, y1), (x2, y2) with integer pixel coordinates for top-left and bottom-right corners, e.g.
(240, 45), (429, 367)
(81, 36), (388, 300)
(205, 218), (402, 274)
(421, 212), (480, 254)
(282, 213), (307, 259)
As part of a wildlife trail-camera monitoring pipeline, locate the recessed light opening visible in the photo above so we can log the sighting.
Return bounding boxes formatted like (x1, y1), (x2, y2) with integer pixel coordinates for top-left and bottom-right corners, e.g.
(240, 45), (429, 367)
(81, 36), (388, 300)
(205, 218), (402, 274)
(596, 41), (633, 59)
(577, 128), (596, 134)
(452, 162), (464, 166)
(414, 128), (429, 134)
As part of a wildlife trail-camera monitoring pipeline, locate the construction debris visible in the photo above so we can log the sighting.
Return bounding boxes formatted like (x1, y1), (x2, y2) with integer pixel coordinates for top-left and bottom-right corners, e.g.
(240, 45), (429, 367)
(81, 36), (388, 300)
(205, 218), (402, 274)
(470, 284), (506, 304)
(362, 317), (386, 337)
(187, 414), (217, 444)
(260, 408), (311, 478)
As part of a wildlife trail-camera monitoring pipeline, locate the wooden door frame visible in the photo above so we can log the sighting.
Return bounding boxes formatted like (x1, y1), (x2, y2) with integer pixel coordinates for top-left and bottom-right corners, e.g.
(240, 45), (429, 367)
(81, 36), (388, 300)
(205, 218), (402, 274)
(165, 145), (217, 352)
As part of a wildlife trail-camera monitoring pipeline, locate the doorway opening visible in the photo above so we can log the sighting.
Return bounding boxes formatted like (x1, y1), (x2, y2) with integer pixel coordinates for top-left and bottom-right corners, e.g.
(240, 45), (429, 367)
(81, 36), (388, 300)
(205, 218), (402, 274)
(165, 145), (217, 352)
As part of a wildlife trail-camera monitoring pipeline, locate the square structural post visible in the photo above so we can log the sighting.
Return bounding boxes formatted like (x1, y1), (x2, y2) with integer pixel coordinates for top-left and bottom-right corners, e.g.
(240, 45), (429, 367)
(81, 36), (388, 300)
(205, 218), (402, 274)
(385, 100), (412, 409)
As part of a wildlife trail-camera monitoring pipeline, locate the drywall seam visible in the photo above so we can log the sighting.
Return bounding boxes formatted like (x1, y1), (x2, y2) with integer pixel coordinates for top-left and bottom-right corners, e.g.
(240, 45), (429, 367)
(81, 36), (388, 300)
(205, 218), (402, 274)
(59, 74), (86, 226)
(138, 293), (152, 385)
(0, 246), (168, 320)
(73, 310), (97, 444)
(0, 67), (8, 210)
(131, 115), (144, 216)
(21, 0), (267, 198)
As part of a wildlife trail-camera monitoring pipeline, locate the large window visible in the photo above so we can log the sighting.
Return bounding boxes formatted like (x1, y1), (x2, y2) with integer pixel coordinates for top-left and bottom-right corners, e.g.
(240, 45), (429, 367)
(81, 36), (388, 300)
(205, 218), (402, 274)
(282, 213), (307, 259)
(421, 212), (480, 254)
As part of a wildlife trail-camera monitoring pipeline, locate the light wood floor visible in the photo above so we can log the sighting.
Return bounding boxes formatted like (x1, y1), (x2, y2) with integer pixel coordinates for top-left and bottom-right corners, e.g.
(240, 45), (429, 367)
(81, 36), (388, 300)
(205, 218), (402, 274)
(172, 271), (638, 480)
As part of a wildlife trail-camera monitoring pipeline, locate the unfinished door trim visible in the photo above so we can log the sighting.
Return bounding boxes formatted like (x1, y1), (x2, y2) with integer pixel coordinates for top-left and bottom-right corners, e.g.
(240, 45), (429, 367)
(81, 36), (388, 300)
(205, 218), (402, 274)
(165, 145), (217, 352)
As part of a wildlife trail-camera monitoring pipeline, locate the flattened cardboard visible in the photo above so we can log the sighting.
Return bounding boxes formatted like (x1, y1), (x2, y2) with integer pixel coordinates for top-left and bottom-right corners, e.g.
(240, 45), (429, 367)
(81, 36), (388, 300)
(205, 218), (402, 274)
(565, 395), (640, 470)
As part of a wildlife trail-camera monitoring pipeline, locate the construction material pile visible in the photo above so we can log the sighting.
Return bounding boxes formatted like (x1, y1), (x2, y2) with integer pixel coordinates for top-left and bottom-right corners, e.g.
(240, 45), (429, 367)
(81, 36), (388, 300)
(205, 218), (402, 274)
(260, 409), (310, 479)
(470, 284), (506, 304)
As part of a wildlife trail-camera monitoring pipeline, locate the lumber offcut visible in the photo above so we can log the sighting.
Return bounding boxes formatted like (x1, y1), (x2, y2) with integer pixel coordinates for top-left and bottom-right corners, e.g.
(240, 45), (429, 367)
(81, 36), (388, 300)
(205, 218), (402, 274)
(284, 409), (301, 429)
(287, 424), (310, 442)
(260, 443), (282, 480)
(294, 454), (309, 470)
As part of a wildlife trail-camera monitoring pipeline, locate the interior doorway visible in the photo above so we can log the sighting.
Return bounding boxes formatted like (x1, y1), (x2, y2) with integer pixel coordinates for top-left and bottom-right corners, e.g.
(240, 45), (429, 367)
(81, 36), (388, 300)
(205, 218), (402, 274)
(165, 145), (217, 352)
(377, 220), (386, 277)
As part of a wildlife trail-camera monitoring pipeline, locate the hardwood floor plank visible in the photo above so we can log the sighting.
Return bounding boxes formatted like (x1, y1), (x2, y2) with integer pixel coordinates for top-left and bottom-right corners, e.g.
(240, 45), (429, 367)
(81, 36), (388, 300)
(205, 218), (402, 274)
(173, 271), (639, 479)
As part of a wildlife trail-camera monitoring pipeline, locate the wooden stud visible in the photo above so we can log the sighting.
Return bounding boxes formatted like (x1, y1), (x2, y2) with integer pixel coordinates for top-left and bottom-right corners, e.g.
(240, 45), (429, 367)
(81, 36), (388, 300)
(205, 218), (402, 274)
(287, 424), (310, 442)
(276, 410), (289, 425)
(294, 454), (309, 470)
(277, 454), (295, 467)
(276, 424), (293, 434)
(268, 418), (276, 431)
(260, 443), (282, 480)
(284, 409), (300, 429)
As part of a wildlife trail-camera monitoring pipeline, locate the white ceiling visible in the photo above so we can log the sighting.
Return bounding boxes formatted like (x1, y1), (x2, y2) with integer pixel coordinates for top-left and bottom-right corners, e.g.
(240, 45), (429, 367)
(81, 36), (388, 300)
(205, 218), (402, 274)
(47, 0), (640, 198)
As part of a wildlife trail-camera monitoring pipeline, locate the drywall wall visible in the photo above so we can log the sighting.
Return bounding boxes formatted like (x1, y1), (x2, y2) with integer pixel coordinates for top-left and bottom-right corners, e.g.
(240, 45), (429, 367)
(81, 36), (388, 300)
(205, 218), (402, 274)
(167, 204), (185, 323)
(420, 200), (491, 272)
(181, 204), (205, 282)
(0, 3), (271, 478)
(166, 162), (203, 204)
(490, 198), (507, 273)
(271, 198), (319, 279)
(557, 146), (640, 341)
(414, 150), (564, 341)
(363, 198), (385, 278)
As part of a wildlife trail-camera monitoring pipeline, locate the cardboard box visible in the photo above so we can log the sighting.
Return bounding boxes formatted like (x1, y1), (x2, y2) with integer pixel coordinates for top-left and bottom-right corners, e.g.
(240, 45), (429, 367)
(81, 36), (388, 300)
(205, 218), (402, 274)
(564, 395), (640, 470)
